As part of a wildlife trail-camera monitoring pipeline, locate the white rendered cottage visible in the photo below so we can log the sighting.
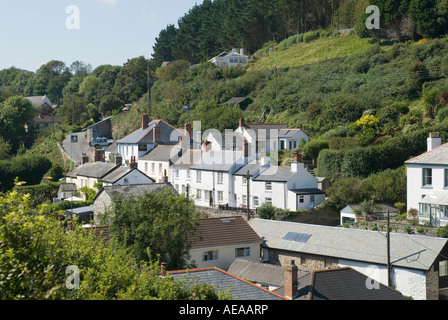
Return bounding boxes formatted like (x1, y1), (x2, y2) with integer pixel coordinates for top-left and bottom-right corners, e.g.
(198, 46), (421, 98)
(234, 152), (324, 211)
(405, 132), (448, 227)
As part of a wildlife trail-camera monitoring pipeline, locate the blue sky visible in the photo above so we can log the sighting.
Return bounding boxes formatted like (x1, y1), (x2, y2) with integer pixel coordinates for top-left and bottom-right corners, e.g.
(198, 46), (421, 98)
(0, 0), (200, 72)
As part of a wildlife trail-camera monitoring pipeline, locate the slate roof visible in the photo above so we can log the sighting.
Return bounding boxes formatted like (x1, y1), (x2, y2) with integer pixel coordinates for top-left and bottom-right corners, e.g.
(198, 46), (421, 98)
(252, 166), (294, 182)
(100, 167), (154, 184)
(242, 123), (288, 140)
(93, 183), (176, 203)
(169, 267), (286, 300)
(190, 150), (244, 172)
(278, 128), (304, 138)
(32, 114), (65, 123)
(117, 120), (158, 144)
(227, 259), (309, 288)
(139, 144), (181, 163)
(66, 162), (119, 179)
(58, 183), (77, 192)
(232, 160), (265, 177)
(87, 116), (112, 129)
(289, 188), (326, 195)
(118, 119), (184, 145)
(278, 267), (405, 300)
(189, 216), (262, 250)
(172, 149), (202, 169)
(26, 95), (52, 106)
(405, 142), (448, 165)
(249, 219), (448, 272)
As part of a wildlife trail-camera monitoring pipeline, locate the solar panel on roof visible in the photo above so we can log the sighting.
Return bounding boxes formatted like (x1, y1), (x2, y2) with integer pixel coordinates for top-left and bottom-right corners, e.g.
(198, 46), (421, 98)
(283, 232), (311, 243)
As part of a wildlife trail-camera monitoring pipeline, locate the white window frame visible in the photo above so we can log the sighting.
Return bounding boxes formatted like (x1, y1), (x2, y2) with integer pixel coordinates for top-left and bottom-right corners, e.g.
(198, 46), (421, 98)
(440, 260), (448, 276)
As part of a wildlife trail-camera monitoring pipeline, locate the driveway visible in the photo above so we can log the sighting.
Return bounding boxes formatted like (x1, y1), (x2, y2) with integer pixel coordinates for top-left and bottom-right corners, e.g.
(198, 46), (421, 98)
(62, 131), (90, 166)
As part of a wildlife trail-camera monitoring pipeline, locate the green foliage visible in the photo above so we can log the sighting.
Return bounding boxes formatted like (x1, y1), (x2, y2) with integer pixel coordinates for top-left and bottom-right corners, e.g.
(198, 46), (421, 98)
(0, 154), (52, 192)
(107, 188), (201, 270)
(14, 181), (60, 207)
(326, 177), (366, 209)
(0, 191), (229, 300)
(80, 187), (97, 202)
(257, 202), (292, 220)
(437, 225), (448, 238)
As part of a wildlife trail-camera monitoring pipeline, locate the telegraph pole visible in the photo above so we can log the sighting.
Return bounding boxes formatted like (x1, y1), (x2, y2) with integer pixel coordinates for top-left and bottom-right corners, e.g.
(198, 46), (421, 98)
(387, 210), (391, 287)
(246, 170), (250, 221)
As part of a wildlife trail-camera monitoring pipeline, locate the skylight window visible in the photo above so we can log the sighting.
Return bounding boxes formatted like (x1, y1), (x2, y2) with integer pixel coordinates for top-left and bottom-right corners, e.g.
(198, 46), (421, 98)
(283, 232), (311, 243)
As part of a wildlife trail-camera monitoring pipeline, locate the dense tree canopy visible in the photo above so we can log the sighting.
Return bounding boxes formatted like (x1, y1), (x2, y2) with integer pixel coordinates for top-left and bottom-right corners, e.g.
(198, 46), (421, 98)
(0, 191), (230, 300)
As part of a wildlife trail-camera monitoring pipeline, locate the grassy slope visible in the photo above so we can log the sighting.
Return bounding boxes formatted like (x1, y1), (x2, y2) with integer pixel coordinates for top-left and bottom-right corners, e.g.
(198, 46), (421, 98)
(250, 34), (374, 70)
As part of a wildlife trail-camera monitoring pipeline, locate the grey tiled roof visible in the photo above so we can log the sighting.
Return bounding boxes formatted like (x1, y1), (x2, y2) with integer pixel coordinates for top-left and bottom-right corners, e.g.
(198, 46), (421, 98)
(232, 160), (269, 177)
(66, 162), (119, 179)
(275, 267), (405, 300)
(252, 166), (294, 182)
(289, 188), (326, 195)
(190, 150), (244, 172)
(139, 144), (181, 163)
(249, 219), (448, 271)
(100, 167), (153, 184)
(278, 128), (303, 138)
(117, 120), (158, 144)
(94, 183), (176, 202)
(118, 120), (185, 145)
(405, 142), (448, 165)
(169, 267), (285, 300)
(227, 259), (308, 287)
(172, 149), (202, 168)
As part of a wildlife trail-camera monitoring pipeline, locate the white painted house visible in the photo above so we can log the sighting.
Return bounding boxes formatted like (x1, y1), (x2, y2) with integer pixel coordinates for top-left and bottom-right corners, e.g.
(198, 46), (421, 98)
(66, 157), (153, 193)
(189, 149), (250, 207)
(116, 114), (188, 164)
(138, 144), (182, 183)
(250, 153), (324, 211)
(233, 118), (309, 157)
(405, 132), (448, 227)
(171, 148), (202, 195)
(209, 48), (248, 68)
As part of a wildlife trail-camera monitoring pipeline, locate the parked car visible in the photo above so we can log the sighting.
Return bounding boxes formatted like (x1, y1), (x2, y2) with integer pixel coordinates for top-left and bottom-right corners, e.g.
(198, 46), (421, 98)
(90, 137), (114, 149)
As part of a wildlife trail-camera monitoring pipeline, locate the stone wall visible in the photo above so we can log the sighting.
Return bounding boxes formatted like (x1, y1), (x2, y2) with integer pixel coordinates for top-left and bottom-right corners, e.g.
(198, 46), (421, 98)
(426, 264), (440, 300)
(196, 205), (250, 221)
(268, 248), (338, 272)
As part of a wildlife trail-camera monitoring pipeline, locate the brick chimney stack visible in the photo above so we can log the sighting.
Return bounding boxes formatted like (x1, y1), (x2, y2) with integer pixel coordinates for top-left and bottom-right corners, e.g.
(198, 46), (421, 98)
(160, 262), (167, 277)
(427, 132), (441, 151)
(130, 156), (137, 169)
(184, 122), (192, 141)
(284, 260), (298, 300)
(162, 169), (168, 183)
(239, 117), (245, 128)
(142, 113), (149, 129)
(243, 139), (249, 159)
(115, 155), (123, 166)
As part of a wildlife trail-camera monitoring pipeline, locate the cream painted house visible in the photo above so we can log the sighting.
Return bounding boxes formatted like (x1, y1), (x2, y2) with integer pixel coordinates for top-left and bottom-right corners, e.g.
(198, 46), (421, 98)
(188, 216), (263, 270)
